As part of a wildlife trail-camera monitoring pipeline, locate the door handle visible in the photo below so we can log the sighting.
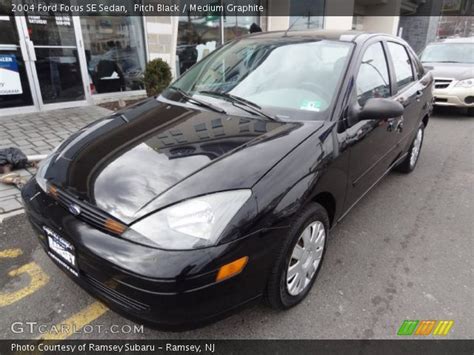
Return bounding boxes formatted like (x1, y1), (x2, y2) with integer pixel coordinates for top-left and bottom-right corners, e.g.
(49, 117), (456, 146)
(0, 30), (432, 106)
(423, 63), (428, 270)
(387, 118), (396, 132)
(396, 117), (404, 133)
(415, 90), (423, 101)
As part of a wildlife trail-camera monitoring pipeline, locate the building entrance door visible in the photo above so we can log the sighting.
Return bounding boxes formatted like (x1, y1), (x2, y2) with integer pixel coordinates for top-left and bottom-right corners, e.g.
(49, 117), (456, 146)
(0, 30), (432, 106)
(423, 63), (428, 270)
(18, 15), (90, 109)
(0, 14), (90, 116)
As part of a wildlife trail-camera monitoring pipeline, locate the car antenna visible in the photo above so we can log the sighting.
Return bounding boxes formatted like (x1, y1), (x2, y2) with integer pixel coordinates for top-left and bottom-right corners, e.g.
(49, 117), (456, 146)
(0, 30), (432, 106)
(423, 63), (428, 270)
(284, 16), (302, 36)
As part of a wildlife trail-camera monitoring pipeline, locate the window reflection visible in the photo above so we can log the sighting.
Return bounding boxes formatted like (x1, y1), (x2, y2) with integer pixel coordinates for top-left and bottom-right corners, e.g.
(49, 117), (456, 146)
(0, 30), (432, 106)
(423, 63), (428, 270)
(145, 111), (281, 161)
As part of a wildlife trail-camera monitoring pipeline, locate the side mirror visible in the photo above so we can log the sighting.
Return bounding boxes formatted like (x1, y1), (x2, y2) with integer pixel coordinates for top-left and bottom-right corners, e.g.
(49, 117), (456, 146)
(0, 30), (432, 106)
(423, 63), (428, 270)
(358, 98), (404, 121)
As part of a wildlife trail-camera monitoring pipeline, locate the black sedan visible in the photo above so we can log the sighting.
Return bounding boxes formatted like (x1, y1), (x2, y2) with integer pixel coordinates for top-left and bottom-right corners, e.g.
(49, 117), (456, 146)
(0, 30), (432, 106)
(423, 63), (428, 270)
(22, 30), (433, 329)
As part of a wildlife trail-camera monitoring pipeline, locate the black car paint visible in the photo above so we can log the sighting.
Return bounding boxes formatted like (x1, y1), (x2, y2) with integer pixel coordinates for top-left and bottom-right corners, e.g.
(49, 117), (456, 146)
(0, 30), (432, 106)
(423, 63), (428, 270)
(22, 31), (433, 329)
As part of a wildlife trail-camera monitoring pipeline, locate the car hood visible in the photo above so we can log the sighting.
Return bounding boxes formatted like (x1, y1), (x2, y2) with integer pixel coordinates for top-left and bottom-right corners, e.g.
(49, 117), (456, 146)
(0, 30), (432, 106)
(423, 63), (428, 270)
(45, 98), (324, 223)
(423, 62), (473, 80)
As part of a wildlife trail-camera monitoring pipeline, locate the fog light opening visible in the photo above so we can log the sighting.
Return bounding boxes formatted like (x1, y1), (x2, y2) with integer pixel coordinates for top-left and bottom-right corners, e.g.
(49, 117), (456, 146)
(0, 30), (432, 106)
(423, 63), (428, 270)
(216, 256), (248, 282)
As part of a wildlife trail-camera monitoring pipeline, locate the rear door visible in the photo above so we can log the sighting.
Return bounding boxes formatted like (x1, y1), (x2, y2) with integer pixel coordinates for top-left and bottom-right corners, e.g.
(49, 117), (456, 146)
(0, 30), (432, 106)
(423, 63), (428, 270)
(385, 41), (428, 151)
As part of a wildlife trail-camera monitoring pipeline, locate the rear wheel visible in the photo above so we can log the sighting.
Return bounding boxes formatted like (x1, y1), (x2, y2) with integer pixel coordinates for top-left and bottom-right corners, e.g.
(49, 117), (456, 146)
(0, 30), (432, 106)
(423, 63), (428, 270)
(395, 125), (424, 174)
(266, 203), (329, 309)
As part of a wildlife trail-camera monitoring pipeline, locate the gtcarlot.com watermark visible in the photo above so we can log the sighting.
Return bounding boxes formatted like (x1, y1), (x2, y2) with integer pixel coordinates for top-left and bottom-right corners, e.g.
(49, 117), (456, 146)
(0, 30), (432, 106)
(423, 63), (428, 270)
(10, 321), (144, 335)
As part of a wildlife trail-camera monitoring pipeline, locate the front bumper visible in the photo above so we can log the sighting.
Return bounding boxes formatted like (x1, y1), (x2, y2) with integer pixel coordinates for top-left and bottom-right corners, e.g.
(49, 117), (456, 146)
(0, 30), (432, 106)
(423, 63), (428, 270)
(433, 83), (474, 108)
(21, 179), (284, 329)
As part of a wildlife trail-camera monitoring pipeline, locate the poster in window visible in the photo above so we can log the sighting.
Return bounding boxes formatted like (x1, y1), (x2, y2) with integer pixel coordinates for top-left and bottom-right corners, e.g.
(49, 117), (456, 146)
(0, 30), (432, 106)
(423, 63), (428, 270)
(0, 54), (23, 95)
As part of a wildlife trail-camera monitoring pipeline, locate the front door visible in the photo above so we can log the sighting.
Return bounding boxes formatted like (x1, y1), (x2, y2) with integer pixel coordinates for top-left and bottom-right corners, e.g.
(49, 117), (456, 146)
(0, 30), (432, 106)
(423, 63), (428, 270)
(344, 41), (402, 209)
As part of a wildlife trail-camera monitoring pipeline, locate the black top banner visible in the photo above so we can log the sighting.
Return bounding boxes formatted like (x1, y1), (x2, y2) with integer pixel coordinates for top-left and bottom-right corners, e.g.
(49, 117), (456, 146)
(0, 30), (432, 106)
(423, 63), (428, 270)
(3, 0), (474, 16)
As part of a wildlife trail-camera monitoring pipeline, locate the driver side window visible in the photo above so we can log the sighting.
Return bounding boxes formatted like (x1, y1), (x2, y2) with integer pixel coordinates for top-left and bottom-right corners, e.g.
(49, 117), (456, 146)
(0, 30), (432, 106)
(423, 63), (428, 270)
(356, 42), (391, 106)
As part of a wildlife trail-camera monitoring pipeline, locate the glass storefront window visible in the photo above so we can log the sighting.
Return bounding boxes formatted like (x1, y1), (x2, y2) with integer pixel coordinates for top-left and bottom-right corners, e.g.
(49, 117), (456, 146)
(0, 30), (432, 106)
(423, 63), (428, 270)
(289, 0), (324, 31)
(80, 16), (146, 94)
(223, 16), (260, 42)
(177, 8), (259, 76)
(177, 15), (221, 76)
(0, 15), (34, 109)
(28, 15), (76, 46)
(34, 47), (84, 104)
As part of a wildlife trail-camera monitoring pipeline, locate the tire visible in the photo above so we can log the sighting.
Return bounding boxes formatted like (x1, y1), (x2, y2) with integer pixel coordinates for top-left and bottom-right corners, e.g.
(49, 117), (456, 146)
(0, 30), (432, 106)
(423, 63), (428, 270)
(395, 124), (425, 174)
(266, 203), (329, 310)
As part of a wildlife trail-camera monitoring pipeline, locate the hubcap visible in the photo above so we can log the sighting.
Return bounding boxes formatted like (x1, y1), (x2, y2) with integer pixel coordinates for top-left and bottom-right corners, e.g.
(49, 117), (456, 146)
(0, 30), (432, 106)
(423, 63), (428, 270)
(410, 128), (423, 168)
(286, 221), (325, 296)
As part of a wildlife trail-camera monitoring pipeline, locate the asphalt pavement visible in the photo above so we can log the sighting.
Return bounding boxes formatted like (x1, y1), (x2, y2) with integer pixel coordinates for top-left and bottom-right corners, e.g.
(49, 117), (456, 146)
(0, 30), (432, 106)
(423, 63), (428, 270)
(1, 108), (472, 339)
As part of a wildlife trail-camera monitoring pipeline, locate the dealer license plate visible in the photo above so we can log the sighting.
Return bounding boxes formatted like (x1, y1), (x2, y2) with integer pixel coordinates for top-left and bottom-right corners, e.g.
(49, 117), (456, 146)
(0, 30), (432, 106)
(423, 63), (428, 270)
(43, 226), (76, 268)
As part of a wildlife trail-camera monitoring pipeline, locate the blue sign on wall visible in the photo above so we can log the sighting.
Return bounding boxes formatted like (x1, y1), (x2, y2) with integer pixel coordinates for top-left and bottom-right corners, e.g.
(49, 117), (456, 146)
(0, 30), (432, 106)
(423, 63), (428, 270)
(0, 54), (23, 95)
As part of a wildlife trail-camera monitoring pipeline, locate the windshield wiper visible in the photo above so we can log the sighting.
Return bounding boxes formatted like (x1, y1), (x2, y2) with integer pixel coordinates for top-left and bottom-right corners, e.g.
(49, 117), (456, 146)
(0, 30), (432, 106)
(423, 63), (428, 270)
(168, 86), (226, 114)
(198, 90), (280, 121)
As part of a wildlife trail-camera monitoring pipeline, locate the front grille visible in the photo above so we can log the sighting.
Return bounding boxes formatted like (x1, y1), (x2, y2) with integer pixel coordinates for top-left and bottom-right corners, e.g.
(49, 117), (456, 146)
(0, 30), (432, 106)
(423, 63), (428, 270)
(435, 97), (448, 103)
(83, 273), (150, 312)
(54, 188), (125, 236)
(434, 78), (453, 89)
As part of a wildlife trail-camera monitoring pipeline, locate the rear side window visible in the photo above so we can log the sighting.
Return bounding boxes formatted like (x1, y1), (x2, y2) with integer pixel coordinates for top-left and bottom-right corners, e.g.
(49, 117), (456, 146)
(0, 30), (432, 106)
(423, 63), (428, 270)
(387, 42), (415, 90)
(356, 42), (391, 106)
(413, 54), (425, 79)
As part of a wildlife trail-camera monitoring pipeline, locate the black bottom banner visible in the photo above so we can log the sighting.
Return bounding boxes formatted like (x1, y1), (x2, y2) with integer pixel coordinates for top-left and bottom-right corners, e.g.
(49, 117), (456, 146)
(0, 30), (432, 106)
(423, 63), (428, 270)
(0, 339), (473, 355)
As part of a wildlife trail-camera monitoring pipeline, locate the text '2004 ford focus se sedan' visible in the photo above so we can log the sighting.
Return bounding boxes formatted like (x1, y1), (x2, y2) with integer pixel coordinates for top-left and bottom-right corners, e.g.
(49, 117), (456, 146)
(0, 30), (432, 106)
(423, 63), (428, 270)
(22, 30), (433, 329)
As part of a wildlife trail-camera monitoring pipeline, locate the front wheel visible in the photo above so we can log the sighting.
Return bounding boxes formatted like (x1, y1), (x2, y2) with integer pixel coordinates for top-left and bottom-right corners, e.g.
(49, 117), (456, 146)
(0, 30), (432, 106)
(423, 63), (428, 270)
(266, 203), (329, 309)
(395, 125), (424, 174)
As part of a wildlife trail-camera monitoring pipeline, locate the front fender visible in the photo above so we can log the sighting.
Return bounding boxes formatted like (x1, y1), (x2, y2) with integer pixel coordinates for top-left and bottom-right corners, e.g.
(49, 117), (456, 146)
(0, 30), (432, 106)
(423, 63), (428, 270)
(252, 122), (347, 229)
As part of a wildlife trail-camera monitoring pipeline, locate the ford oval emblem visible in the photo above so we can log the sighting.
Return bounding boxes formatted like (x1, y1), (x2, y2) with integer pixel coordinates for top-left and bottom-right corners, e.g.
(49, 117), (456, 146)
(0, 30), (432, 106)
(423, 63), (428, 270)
(68, 204), (81, 216)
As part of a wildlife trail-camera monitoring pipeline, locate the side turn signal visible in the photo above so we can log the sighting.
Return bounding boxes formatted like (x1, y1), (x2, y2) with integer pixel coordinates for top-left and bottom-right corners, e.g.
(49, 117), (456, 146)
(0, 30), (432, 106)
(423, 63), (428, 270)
(216, 256), (248, 282)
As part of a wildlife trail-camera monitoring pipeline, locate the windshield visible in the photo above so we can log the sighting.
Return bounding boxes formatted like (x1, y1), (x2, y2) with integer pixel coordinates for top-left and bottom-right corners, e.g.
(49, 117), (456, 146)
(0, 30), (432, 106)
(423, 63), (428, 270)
(421, 43), (474, 64)
(165, 38), (353, 120)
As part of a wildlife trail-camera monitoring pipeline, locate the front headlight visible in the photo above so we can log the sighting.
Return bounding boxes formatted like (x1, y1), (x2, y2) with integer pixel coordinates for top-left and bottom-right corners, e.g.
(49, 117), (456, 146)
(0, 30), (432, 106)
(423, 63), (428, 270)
(123, 190), (252, 250)
(455, 78), (474, 88)
(35, 143), (62, 193)
(35, 154), (54, 193)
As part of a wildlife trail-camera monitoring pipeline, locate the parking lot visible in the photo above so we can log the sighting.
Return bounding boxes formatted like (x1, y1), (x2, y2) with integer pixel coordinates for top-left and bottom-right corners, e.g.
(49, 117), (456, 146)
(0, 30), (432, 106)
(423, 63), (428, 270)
(0, 109), (472, 340)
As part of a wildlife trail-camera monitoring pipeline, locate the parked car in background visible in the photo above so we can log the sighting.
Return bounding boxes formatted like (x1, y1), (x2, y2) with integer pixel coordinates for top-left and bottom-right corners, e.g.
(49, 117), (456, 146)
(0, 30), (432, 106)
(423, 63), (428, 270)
(420, 37), (474, 115)
(23, 31), (432, 329)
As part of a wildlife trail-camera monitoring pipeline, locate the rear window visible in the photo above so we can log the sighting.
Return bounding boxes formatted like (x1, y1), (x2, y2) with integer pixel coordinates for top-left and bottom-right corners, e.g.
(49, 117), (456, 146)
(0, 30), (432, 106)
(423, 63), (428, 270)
(387, 42), (415, 90)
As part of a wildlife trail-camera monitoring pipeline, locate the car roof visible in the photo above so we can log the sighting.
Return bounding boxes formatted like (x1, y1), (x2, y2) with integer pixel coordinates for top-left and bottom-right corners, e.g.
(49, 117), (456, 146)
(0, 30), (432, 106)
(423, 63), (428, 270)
(433, 37), (474, 44)
(245, 30), (401, 44)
